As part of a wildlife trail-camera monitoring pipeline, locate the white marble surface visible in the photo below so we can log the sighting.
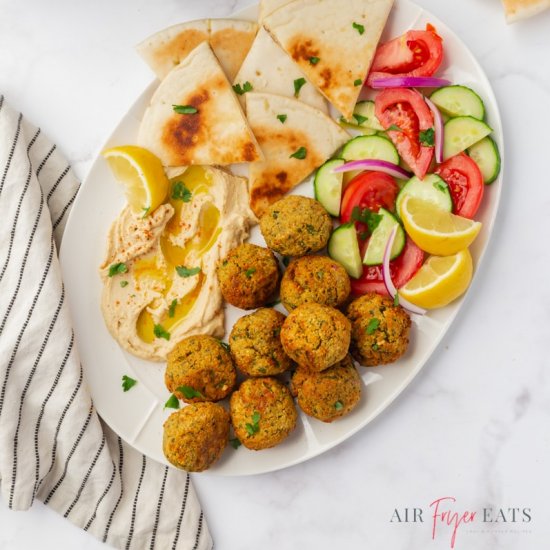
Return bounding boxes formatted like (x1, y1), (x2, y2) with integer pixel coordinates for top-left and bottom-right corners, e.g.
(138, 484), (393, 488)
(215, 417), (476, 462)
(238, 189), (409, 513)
(1, 0), (550, 549)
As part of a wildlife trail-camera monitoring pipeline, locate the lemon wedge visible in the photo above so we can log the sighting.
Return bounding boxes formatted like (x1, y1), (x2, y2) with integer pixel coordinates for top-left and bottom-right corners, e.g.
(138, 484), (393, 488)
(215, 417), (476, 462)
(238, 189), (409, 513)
(400, 196), (482, 256)
(399, 249), (473, 309)
(102, 145), (169, 215)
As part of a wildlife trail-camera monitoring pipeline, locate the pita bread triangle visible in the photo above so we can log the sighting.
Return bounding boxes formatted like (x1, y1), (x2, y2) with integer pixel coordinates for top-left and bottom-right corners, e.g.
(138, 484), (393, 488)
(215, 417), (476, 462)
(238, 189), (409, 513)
(501, 0), (550, 22)
(136, 19), (258, 81)
(263, 0), (394, 119)
(246, 92), (349, 217)
(138, 41), (263, 167)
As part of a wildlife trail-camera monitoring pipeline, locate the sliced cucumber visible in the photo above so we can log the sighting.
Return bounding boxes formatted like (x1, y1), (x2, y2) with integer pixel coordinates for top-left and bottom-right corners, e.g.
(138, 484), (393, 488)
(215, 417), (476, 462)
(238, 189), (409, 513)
(314, 158), (345, 216)
(430, 85), (485, 120)
(363, 208), (405, 266)
(467, 136), (501, 185)
(338, 120), (378, 135)
(443, 116), (492, 160)
(328, 223), (363, 279)
(342, 135), (399, 164)
(395, 174), (453, 218)
(340, 100), (384, 132)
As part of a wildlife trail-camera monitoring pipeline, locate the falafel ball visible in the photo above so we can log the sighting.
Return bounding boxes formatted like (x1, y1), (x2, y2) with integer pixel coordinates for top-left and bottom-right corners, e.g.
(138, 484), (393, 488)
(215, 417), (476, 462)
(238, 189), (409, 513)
(217, 243), (280, 310)
(229, 308), (294, 377)
(280, 303), (351, 372)
(259, 195), (332, 257)
(346, 292), (411, 367)
(163, 402), (230, 472)
(230, 377), (297, 450)
(290, 354), (362, 423)
(165, 335), (236, 403)
(280, 256), (351, 312)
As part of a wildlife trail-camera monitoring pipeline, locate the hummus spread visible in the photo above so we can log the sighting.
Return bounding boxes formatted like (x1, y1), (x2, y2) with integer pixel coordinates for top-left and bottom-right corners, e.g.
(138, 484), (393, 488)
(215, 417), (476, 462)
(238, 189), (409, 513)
(100, 165), (255, 361)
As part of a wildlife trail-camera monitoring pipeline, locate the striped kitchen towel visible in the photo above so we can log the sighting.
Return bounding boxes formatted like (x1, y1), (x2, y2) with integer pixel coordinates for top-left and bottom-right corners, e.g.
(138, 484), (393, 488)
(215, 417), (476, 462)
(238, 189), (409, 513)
(0, 95), (213, 550)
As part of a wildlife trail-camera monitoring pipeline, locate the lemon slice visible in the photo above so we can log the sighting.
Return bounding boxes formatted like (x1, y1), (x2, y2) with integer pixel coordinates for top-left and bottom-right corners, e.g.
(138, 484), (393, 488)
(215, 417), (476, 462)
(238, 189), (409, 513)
(399, 249), (473, 309)
(102, 145), (169, 215)
(400, 196), (482, 256)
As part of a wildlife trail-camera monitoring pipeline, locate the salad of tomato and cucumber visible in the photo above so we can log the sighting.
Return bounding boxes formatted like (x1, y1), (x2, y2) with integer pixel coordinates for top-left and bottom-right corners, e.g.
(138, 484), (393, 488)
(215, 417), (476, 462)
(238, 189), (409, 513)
(314, 24), (500, 313)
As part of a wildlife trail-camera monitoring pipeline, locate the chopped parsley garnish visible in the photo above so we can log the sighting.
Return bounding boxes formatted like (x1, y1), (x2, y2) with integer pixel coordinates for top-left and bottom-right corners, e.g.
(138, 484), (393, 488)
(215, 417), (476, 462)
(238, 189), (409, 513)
(353, 113), (368, 126)
(293, 77), (307, 97)
(366, 318), (380, 335)
(419, 128), (435, 147)
(309, 56), (320, 65)
(219, 340), (230, 352)
(154, 324), (170, 341)
(108, 262), (128, 277)
(245, 268), (256, 279)
(164, 394), (180, 410)
(176, 266), (201, 278)
(290, 146), (307, 160)
(394, 293), (400, 306)
(176, 385), (204, 399)
(353, 22), (365, 35)
(120, 280), (129, 288)
(172, 104), (198, 114)
(233, 81), (253, 95)
(229, 438), (241, 449)
(168, 298), (178, 318)
(142, 206), (150, 218)
(245, 411), (261, 436)
(171, 181), (192, 202)
(121, 375), (137, 392)
(277, 114), (287, 124)
(354, 79), (363, 87)
(372, 343), (380, 351)
(351, 206), (382, 234)
(388, 124), (404, 133)
(334, 401), (344, 411)
(433, 180), (448, 193)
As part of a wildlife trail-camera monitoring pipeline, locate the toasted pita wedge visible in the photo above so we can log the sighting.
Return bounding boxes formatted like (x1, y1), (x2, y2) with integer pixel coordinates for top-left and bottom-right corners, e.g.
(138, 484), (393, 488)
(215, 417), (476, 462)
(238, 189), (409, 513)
(138, 42), (263, 167)
(264, 0), (394, 118)
(502, 0), (550, 21)
(136, 19), (258, 81)
(259, 0), (294, 22)
(246, 92), (349, 217)
(233, 27), (327, 113)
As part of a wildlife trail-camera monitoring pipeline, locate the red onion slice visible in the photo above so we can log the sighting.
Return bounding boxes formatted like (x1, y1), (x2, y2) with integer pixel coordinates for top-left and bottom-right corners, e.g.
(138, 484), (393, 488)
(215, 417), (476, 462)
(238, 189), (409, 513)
(332, 159), (411, 180)
(370, 77), (451, 89)
(382, 226), (427, 315)
(425, 97), (444, 164)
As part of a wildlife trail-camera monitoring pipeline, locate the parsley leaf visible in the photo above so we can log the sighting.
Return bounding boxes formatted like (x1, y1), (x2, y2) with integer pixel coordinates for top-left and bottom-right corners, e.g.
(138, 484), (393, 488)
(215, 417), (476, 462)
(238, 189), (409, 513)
(433, 179), (448, 193)
(289, 146), (307, 160)
(309, 56), (320, 65)
(176, 385), (204, 399)
(334, 401), (344, 411)
(351, 206), (382, 234)
(120, 280), (129, 288)
(277, 114), (287, 124)
(122, 375), (137, 392)
(353, 113), (368, 126)
(229, 437), (241, 449)
(419, 128), (435, 147)
(108, 262), (128, 277)
(154, 324), (170, 341)
(168, 298), (177, 318)
(394, 293), (400, 306)
(354, 79), (363, 87)
(245, 268), (256, 279)
(171, 181), (192, 202)
(293, 77), (306, 97)
(366, 318), (380, 335)
(388, 124), (404, 132)
(353, 22), (365, 35)
(176, 266), (201, 278)
(245, 411), (261, 436)
(233, 81), (253, 95)
(219, 340), (230, 352)
(372, 343), (380, 351)
(142, 206), (150, 218)
(164, 394), (180, 410)
(172, 104), (198, 114)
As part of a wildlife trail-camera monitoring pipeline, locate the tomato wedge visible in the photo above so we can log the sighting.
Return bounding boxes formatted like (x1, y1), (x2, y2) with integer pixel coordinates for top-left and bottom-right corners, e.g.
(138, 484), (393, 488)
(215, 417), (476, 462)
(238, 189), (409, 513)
(435, 153), (484, 219)
(375, 88), (434, 179)
(367, 25), (444, 85)
(351, 237), (425, 296)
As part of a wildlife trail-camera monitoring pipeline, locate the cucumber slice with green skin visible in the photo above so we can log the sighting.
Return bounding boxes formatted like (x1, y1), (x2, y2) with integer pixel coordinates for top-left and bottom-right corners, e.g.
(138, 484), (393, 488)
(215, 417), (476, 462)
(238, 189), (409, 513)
(328, 223), (363, 279)
(467, 136), (501, 184)
(342, 135), (400, 165)
(314, 158), (345, 216)
(363, 208), (405, 266)
(443, 116), (492, 160)
(338, 120), (378, 135)
(395, 174), (453, 218)
(340, 101), (384, 131)
(430, 85), (486, 120)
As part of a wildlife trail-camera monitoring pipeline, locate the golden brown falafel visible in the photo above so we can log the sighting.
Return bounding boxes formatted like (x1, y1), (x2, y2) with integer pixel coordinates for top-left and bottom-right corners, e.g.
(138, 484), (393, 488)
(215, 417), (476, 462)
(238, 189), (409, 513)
(230, 377), (297, 450)
(163, 402), (230, 472)
(280, 303), (351, 371)
(346, 292), (411, 366)
(165, 335), (236, 402)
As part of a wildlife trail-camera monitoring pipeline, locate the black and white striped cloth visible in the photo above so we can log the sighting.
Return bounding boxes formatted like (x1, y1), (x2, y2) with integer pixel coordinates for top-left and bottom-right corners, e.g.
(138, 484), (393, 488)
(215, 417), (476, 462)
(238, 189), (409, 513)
(0, 95), (213, 550)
